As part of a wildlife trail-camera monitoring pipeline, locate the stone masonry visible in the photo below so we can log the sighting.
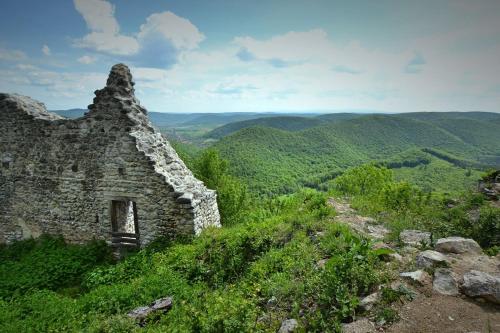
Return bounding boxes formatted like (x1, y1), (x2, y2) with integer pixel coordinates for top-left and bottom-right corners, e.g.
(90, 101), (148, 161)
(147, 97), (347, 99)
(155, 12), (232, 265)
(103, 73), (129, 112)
(0, 64), (220, 246)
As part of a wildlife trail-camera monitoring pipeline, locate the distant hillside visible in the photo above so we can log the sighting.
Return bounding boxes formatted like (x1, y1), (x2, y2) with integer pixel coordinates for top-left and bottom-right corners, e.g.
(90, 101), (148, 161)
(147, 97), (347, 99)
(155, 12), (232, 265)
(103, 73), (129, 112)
(52, 109), (321, 128)
(52, 108), (87, 118)
(213, 113), (500, 194)
(207, 116), (325, 139)
(400, 111), (500, 122)
(316, 113), (367, 122)
(206, 113), (368, 139)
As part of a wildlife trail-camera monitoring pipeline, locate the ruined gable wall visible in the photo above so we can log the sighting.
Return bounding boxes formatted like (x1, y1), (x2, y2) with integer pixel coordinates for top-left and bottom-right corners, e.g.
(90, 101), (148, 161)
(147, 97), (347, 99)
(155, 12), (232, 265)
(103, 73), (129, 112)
(0, 64), (220, 246)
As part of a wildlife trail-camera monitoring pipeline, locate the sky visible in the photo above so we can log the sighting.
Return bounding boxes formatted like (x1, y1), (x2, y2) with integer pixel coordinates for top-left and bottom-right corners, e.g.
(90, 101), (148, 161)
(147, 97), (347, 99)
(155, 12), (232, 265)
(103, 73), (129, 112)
(1, 0), (500, 113)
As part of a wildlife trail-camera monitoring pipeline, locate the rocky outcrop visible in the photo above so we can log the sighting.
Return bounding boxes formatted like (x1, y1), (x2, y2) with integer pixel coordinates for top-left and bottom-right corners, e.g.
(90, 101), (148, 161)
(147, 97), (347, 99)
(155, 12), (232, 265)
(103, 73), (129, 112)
(400, 270), (432, 285)
(461, 270), (500, 304)
(128, 297), (173, 323)
(416, 250), (449, 269)
(359, 292), (380, 311)
(0, 64), (220, 246)
(435, 237), (482, 254)
(433, 268), (459, 296)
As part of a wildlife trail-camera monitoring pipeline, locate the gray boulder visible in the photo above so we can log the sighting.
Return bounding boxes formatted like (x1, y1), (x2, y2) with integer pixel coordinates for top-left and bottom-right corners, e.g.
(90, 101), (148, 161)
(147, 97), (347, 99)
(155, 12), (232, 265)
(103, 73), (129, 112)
(435, 237), (482, 254)
(461, 270), (500, 304)
(400, 270), (431, 285)
(278, 319), (298, 333)
(433, 268), (459, 296)
(416, 250), (449, 269)
(128, 296), (173, 322)
(151, 297), (173, 311)
(400, 230), (431, 246)
(359, 292), (380, 311)
(127, 306), (152, 320)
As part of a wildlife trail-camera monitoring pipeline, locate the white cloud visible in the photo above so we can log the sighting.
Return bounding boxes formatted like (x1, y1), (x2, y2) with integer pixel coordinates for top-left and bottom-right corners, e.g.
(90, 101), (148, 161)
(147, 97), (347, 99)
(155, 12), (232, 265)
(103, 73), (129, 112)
(73, 0), (204, 63)
(73, 0), (139, 55)
(74, 0), (118, 34)
(138, 11), (204, 50)
(77, 55), (97, 64)
(0, 64), (107, 109)
(75, 31), (139, 55)
(234, 29), (332, 64)
(41, 45), (51, 56)
(0, 48), (27, 62)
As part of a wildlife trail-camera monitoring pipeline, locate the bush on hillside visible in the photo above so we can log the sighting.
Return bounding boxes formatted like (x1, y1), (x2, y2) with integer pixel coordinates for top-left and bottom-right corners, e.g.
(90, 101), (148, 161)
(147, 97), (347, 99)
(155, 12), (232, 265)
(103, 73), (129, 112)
(332, 163), (392, 197)
(0, 235), (112, 299)
(194, 149), (250, 226)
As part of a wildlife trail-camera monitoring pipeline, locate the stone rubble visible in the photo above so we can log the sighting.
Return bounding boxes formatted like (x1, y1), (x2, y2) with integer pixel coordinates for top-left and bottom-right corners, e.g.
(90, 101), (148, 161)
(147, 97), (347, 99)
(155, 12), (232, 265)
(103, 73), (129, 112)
(127, 296), (173, 323)
(435, 237), (482, 254)
(329, 197), (500, 332)
(359, 292), (380, 311)
(415, 250), (449, 269)
(461, 270), (500, 304)
(400, 270), (432, 285)
(433, 268), (459, 296)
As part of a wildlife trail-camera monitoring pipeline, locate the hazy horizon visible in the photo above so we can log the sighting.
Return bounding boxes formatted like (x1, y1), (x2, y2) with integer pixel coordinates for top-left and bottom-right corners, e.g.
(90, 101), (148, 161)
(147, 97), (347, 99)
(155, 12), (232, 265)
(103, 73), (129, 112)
(1, 0), (500, 113)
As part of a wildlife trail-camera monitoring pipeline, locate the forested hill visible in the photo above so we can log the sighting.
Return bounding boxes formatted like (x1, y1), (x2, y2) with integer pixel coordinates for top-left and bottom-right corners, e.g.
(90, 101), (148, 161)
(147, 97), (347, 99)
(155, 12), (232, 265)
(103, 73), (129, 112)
(207, 116), (325, 139)
(212, 113), (500, 194)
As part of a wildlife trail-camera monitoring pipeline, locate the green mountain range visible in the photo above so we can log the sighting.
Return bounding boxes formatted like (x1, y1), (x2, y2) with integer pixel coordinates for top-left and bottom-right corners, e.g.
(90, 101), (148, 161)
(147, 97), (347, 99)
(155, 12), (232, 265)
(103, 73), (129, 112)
(211, 112), (500, 194)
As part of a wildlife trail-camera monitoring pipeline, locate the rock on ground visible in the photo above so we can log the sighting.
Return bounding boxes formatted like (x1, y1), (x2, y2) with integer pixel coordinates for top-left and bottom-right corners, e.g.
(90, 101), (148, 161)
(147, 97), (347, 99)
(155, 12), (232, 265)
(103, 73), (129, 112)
(359, 292), (380, 311)
(278, 319), (298, 333)
(128, 297), (173, 321)
(461, 270), (500, 304)
(416, 250), (449, 269)
(433, 268), (459, 296)
(400, 270), (431, 285)
(127, 306), (152, 321)
(435, 237), (482, 254)
(400, 230), (431, 246)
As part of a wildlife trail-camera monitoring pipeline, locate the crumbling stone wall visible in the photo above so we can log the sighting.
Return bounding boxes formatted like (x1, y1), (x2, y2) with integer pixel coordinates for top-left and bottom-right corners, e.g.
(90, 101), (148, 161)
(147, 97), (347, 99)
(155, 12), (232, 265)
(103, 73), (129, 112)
(0, 64), (220, 246)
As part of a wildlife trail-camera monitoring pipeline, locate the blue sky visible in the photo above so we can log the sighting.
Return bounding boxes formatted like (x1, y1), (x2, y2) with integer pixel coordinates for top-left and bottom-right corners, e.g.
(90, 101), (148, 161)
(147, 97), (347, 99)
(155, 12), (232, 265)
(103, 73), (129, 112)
(1, 0), (500, 112)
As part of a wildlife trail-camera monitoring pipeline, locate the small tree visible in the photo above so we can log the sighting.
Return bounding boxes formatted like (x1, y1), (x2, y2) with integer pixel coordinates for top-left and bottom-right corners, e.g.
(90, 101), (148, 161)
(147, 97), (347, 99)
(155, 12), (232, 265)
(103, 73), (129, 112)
(195, 149), (249, 226)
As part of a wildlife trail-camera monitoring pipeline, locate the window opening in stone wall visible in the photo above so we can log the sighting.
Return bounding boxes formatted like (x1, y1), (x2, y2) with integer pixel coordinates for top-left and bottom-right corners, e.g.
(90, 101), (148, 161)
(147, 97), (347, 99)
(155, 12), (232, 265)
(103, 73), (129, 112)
(111, 200), (138, 234)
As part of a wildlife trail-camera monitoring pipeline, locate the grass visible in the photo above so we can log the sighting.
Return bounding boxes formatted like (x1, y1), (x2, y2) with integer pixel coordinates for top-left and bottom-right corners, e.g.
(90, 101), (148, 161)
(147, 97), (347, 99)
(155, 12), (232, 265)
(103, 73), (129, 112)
(0, 190), (387, 332)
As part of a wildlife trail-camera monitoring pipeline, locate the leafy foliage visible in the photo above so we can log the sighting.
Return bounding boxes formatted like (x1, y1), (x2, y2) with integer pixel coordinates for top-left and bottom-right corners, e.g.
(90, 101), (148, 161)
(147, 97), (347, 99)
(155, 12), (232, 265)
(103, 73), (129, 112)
(0, 235), (112, 299)
(193, 149), (250, 225)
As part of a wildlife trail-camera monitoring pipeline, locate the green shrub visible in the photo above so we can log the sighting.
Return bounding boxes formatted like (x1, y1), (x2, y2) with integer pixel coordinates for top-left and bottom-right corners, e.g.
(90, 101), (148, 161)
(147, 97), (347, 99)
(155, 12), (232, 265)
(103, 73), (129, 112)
(471, 206), (500, 248)
(317, 224), (381, 322)
(194, 149), (250, 226)
(0, 235), (112, 299)
(333, 164), (392, 196)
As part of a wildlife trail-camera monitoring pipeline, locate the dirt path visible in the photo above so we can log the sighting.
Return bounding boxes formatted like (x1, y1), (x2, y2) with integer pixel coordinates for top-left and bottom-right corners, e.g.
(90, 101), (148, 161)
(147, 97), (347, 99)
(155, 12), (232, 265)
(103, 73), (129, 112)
(328, 198), (500, 333)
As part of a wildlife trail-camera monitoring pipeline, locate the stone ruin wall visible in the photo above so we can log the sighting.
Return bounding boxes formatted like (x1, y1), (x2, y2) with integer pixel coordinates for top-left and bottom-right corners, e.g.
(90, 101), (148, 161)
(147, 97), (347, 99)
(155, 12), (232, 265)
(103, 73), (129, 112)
(0, 64), (220, 246)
